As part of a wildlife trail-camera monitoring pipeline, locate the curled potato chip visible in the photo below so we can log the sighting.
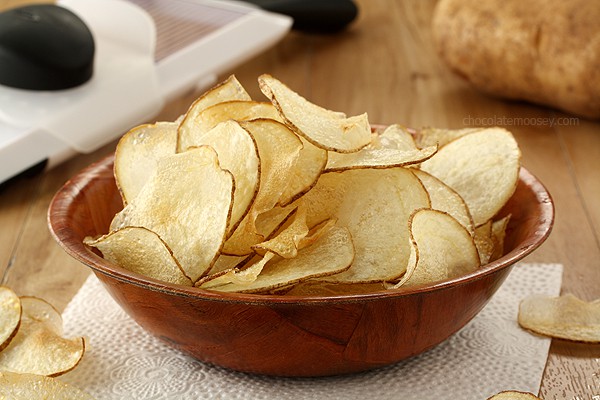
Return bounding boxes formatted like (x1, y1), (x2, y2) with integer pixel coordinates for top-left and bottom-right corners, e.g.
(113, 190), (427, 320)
(0, 371), (94, 399)
(325, 144), (437, 172)
(177, 75), (251, 151)
(258, 74), (372, 153)
(0, 297), (85, 377)
(110, 146), (234, 282)
(300, 168), (430, 283)
(177, 101), (281, 152)
(222, 119), (302, 255)
(0, 287), (21, 352)
(490, 214), (510, 261)
(114, 121), (178, 204)
(420, 127), (521, 226)
(487, 391), (542, 400)
(177, 120), (261, 234)
(84, 227), (193, 286)
(413, 126), (483, 149)
(412, 169), (474, 235)
(211, 226), (355, 293)
(473, 219), (494, 265)
(252, 206), (310, 258)
(399, 209), (480, 287)
(370, 124), (419, 151)
(197, 252), (275, 289)
(518, 294), (600, 343)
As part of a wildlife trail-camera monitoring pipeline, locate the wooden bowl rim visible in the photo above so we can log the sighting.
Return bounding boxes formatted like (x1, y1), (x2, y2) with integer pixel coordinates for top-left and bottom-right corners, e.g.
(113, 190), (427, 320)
(48, 154), (554, 306)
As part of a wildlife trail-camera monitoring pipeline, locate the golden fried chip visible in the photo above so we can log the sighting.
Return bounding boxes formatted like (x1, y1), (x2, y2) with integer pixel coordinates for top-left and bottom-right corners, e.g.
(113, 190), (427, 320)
(110, 146), (234, 282)
(197, 253), (275, 289)
(0, 287), (21, 352)
(420, 128), (521, 226)
(491, 214), (511, 261)
(325, 144), (437, 172)
(300, 168), (430, 283)
(400, 209), (480, 287)
(84, 227), (193, 286)
(177, 120), (260, 234)
(0, 297), (85, 377)
(114, 121), (178, 204)
(177, 75), (251, 150)
(473, 219), (494, 265)
(258, 74), (371, 153)
(518, 294), (600, 343)
(222, 119), (302, 255)
(0, 371), (94, 399)
(413, 126), (483, 149)
(177, 101), (281, 152)
(412, 169), (474, 235)
(211, 225), (354, 293)
(277, 136), (328, 207)
(252, 206), (310, 258)
(370, 124), (419, 151)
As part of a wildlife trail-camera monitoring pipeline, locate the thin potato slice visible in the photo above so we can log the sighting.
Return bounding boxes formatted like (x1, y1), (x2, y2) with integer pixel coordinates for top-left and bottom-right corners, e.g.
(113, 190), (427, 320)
(370, 124), (419, 151)
(114, 121), (178, 205)
(325, 144), (437, 171)
(412, 169), (474, 235)
(197, 252), (275, 289)
(178, 120), (261, 234)
(84, 227), (193, 286)
(0, 297), (85, 377)
(206, 254), (252, 276)
(420, 127), (521, 226)
(518, 294), (600, 343)
(400, 209), (480, 287)
(177, 75), (251, 151)
(210, 226), (355, 293)
(252, 206), (309, 258)
(0, 287), (21, 352)
(110, 146), (234, 282)
(177, 101), (281, 152)
(277, 136), (328, 207)
(487, 391), (542, 400)
(473, 219), (494, 265)
(491, 214), (511, 261)
(414, 126), (483, 149)
(0, 371), (94, 399)
(258, 74), (371, 153)
(222, 119), (302, 255)
(300, 168), (430, 283)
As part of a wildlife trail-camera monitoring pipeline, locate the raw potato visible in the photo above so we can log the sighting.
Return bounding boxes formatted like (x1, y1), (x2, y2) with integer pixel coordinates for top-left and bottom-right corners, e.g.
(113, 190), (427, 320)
(432, 0), (600, 119)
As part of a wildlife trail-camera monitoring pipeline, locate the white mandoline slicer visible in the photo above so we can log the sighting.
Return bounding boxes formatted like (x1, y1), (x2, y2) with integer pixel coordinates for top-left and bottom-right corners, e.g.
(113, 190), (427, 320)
(0, 0), (292, 184)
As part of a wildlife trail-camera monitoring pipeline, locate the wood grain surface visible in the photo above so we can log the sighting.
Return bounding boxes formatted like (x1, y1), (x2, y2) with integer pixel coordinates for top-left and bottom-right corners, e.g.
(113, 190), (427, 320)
(1, 0), (599, 397)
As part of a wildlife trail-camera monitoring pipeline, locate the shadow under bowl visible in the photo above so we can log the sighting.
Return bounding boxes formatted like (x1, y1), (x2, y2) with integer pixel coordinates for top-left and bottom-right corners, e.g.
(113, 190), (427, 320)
(48, 155), (554, 377)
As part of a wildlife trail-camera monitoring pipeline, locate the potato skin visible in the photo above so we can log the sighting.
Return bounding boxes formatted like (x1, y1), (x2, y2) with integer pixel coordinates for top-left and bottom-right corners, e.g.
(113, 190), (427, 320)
(432, 0), (600, 119)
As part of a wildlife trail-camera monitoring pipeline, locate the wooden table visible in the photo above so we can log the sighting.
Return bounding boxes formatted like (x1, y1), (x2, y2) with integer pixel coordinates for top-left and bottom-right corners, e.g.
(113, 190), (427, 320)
(1, 1), (599, 398)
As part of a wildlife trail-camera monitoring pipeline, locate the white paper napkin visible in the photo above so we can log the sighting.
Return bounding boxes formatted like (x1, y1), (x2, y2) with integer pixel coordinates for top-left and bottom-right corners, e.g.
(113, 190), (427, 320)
(59, 263), (563, 400)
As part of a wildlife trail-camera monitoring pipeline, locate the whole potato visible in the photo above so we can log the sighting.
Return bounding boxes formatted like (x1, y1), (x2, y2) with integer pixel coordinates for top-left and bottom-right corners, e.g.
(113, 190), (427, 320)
(432, 0), (600, 119)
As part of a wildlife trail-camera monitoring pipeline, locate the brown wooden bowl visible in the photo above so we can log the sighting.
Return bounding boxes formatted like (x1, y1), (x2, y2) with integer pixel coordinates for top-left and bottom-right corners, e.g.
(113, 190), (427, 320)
(48, 154), (554, 377)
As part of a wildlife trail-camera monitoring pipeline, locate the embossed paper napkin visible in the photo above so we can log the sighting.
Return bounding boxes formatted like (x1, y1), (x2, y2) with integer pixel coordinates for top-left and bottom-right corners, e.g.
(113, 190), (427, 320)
(59, 263), (563, 400)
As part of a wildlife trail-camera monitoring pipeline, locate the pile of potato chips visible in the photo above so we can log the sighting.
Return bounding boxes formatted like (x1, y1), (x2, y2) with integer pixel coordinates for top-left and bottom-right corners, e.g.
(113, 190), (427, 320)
(0, 286), (91, 398)
(85, 74), (522, 295)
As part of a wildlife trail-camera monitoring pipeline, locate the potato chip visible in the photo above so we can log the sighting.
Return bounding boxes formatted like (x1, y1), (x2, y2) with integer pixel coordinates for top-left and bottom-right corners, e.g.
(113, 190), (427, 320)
(206, 254), (252, 276)
(210, 225), (354, 293)
(370, 124), (419, 151)
(277, 136), (328, 207)
(420, 128), (521, 226)
(0, 287), (21, 352)
(399, 209), (480, 287)
(518, 294), (600, 343)
(414, 126), (483, 149)
(325, 143), (437, 172)
(114, 121), (178, 204)
(252, 206), (309, 258)
(177, 101), (281, 152)
(177, 120), (261, 234)
(110, 146), (234, 282)
(0, 297), (85, 377)
(177, 75), (251, 151)
(222, 119), (302, 255)
(0, 371), (94, 399)
(490, 214), (511, 261)
(258, 74), (372, 153)
(473, 219), (494, 265)
(300, 168), (430, 283)
(197, 252), (275, 289)
(487, 391), (542, 400)
(84, 227), (193, 286)
(412, 169), (474, 235)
